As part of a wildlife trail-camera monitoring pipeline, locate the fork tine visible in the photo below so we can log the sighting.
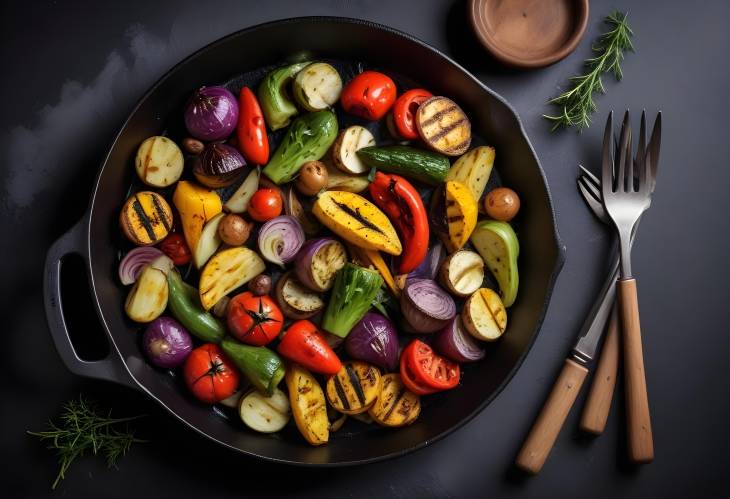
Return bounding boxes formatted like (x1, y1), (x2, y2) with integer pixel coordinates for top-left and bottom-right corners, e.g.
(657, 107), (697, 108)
(579, 174), (602, 202)
(601, 111), (614, 199)
(578, 178), (606, 221)
(647, 111), (662, 191)
(636, 110), (647, 192)
(578, 164), (600, 189)
(617, 110), (631, 192)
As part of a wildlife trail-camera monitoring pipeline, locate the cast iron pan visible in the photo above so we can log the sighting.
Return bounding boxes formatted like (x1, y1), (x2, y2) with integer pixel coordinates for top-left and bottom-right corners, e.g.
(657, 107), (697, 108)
(43, 17), (564, 465)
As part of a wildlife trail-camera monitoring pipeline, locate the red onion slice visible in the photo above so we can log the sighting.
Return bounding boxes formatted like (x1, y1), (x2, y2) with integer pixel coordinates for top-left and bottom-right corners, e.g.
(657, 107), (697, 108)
(400, 278), (456, 333)
(118, 246), (164, 285)
(258, 215), (304, 266)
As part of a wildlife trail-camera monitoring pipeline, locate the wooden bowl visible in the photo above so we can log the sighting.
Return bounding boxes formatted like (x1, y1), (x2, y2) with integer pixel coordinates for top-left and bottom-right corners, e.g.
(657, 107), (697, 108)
(469, 0), (589, 69)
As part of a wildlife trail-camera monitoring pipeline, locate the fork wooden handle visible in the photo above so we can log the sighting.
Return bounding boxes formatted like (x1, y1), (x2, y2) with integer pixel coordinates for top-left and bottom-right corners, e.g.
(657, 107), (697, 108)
(515, 359), (588, 474)
(617, 278), (654, 463)
(580, 304), (620, 434)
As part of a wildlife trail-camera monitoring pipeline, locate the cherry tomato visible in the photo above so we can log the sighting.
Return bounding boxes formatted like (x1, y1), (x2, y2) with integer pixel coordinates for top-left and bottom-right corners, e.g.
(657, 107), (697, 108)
(402, 340), (460, 391)
(277, 320), (342, 375)
(340, 71), (396, 121)
(400, 351), (437, 395)
(392, 88), (433, 140)
(248, 188), (282, 222)
(236, 86), (269, 165)
(158, 233), (191, 266)
(183, 343), (239, 404)
(227, 291), (283, 346)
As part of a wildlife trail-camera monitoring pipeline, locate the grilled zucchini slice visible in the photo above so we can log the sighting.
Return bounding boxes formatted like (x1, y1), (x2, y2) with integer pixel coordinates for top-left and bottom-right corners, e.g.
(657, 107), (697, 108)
(326, 362), (382, 415)
(416, 96), (471, 156)
(368, 374), (421, 427)
(286, 363), (329, 446)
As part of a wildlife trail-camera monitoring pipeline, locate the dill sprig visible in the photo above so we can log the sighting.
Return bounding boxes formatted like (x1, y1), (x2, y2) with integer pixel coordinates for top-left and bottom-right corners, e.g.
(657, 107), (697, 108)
(27, 396), (145, 489)
(545, 11), (634, 131)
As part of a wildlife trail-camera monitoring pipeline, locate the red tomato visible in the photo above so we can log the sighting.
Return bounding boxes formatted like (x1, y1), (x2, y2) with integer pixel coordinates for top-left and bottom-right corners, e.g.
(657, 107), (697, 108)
(183, 344), (239, 404)
(158, 233), (191, 266)
(402, 340), (460, 391)
(236, 87), (269, 165)
(227, 292), (283, 346)
(340, 71), (396, 121)
(392, 88), (433, 140)
(400, 352), (437, 395)
(277, 320), (342, 375)
(248, 188), (282, 222)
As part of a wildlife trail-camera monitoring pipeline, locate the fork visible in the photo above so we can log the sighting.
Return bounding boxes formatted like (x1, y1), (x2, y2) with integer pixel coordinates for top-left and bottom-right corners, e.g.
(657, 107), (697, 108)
(577, 111), (661, 435)
(601, 110), (655, 463)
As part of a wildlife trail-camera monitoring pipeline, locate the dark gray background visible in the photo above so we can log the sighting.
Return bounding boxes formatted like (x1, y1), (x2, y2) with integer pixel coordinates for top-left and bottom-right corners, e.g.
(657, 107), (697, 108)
(2, 1), (728, 497)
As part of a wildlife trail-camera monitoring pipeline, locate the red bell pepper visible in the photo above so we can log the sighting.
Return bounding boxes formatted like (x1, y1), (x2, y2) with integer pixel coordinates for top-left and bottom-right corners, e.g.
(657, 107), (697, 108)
(277, 320), (342, 375)
(368, 172), (429, 274)
(236, 86), (269, 165)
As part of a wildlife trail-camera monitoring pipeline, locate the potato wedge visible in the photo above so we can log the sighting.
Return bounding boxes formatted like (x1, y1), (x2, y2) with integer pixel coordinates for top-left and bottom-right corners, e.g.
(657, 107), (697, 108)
(446, 146), (495, 202)
(324, 161), (370, 193)
(239, 388), (290, 433)
(439, 250), (485, 298)
(199, 247), (266, 310)
(462, 288), (507, 341)
(332, 126), (375, 174)
(368, 374), (420, 427)
(135, 136), (183, 188)
(416, 96), (471, 156)
(224, 167), (260, 214)
(326, 362), (382, 415)
(193, 212), (224, 269)
(124, 265), (168, 323)
(286, 364), (329, 446)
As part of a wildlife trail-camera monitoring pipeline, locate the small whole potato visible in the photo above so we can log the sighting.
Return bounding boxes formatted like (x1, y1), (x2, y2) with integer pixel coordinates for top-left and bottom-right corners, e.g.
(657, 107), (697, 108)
(182, 137), (204, 155)
(484, 187), (520, 222)
(248, 274), (272, 296)
(218, 214), (251, 246)
(296, 161), (328, 196)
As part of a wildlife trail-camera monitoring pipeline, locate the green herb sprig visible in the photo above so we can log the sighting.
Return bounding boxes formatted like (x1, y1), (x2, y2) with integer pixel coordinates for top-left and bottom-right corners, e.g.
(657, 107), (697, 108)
(545, 11), (634, 131)
(28, 396), (145, 489)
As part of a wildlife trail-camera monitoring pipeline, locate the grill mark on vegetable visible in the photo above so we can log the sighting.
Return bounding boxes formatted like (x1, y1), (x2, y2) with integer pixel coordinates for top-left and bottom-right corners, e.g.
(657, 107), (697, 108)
(428, 118), (467, 141)
(421, 105), (457, 127)
(132, 195), (157, 242)
(442, 138), (471, 153)
(333, 375), (350, 410)
(151, 194), (171, 231)
(334, 201), (384, 234)
(345, 364), (366, 407)
(383, 387), (406, 421)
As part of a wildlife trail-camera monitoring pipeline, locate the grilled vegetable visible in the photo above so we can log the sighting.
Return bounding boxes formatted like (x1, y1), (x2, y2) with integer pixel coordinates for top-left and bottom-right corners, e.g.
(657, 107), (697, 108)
(416, 96), (471, 156)
(184, 86), (238, 141)
(446, 146), (495, 202)
(401, 339), (460, 392)
(263, 110), (338, 184)
(142, 317), (193, 369)
(192, 143), (247, 188)
(124, 264), (168, 323)
(326, 361), (382, 414)
(227, 292), (283, 346)
(236, 86), (269, 165)
(462, 288), (508, 341)
(296, 160), (328, 196)
(248, 275), (272, 297)
(183, 343), (240, 404)
(484, 187), (520, 221)
(332, 126), (375, 174)
(294, 238), (347, 292)
(120, 191), (173, 246)
(217, 214), (251, 246)
(135, 136), (183, 188)
(192, 212), (224, 269)
(278, 320), (342, 375)
(348, 245), (399, 297)
(249, 187), (283, 222)
(292, 62), (343, 111)
(172, 181), (223, 253)
(239, 388), (290, 433)
(356, 145), (450, 186)
(443, 181), (478, 252)
(345, 312), (399, 371)
(166, 270), (226, 343)
(118, 246), (164, 285)
(324, 161), (370, 193)
(158, 233), (192, 266)
(313, 191), (402, 255)
(286, 364), (329, 445)
(199, 247), (266, 310)
(340, 71), (396, 121)
(391, 88), (433, 140)
(322, 263), (384, 338)
(369, 172), (429, 274)
(433, 316), (485, 363)
(275, 272), (325, 320)
(368, 374), (421, 427)
(284, 186), (322, 235)
(438, 250), (484, 298)
(223, 167), (260, 214)
(400, 278), (456, 333)
(258, 216), (304, 266)
(470, 220), (519, 307)
(258, 62), (310, 130)
(182, 137), (204, 155)
(221, 336), (285, 395)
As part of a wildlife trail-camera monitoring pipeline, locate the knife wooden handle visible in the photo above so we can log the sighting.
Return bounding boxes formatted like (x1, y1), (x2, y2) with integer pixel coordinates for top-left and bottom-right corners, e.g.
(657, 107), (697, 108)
(515, 359), (588, 474)
(580, 304), (620, 435)
(617, 278), (654, 463)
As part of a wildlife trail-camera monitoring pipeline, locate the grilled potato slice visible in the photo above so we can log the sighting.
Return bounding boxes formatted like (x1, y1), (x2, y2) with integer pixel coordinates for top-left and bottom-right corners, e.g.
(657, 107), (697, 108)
(326, 362), (382, 415)
(462, 288), (508, 341)
(444, 181), (478, 252)
(416, 96), (471, 156)
(224, 167), (260, 214)
(135, 136), (183, 188)
(119, 191), (173, 246)
(199, 247), (266, 310)
(238, 388), (290, 433)
(286, 363), (329, 446)
(293, 62), (343, 111)
(368, 374), (421, 427)
(313, 191), (402, 255)
(124, 264), (168, 323)
(332, 126), (376, 174)
(446, 146), (495, 202)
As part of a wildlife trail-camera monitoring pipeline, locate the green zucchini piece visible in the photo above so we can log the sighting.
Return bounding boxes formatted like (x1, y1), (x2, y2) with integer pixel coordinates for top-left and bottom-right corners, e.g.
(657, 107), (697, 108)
(470, 220), (519, 307)
(221, 337), (285, 396)
(322, 263), (383, 338)
(258, 62), (310, 130)
(356, 145), (450, 185)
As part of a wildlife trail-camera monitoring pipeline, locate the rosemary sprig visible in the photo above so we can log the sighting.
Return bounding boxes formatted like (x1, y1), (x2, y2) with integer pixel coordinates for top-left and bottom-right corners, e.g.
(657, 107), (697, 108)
(545, 11), (634, 131)
(28, 396), (145, 489)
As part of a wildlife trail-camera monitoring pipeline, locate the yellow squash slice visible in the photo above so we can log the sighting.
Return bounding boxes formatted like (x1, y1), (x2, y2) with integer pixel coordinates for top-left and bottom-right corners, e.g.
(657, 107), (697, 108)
(199, 247), (265, 310)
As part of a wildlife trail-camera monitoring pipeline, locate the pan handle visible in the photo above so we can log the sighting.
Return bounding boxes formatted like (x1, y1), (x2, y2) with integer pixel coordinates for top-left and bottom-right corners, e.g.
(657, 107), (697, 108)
(43, 218), (139, 390)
